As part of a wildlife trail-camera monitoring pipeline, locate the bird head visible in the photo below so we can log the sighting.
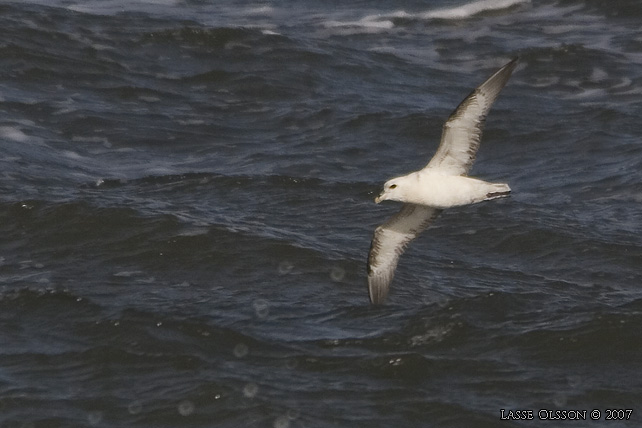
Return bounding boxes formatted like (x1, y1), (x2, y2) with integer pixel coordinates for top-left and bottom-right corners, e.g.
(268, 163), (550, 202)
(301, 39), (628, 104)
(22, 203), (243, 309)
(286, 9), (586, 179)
(375, 178), (403, 204)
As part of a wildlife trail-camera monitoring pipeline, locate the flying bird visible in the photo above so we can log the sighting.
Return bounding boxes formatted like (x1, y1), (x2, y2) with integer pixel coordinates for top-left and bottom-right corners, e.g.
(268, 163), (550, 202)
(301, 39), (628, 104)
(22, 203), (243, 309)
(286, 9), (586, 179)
(367, 57), (518, 304)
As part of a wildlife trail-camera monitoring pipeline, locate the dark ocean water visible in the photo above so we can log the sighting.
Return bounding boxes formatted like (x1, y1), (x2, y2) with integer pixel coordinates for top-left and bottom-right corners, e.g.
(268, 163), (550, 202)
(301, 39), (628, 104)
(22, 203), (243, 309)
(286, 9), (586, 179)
(2, 0), (642, 426)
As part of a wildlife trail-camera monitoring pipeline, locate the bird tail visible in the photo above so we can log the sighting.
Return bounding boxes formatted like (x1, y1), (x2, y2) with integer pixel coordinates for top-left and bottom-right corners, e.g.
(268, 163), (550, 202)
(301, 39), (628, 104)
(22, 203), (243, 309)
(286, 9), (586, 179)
(485, 183), (511, 200)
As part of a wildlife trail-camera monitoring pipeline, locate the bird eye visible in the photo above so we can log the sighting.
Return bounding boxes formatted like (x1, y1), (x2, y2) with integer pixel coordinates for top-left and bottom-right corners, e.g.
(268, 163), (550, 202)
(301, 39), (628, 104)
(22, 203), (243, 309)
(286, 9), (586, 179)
(389, 184), (397, 189)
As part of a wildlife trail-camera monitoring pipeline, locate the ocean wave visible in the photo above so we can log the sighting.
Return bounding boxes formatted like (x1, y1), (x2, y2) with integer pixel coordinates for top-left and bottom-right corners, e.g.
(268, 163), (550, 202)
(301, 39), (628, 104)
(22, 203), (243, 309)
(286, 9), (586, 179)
(0, 194), (358, 279)
(419, 0), (531, 20)
(85, 172), (340, 192)
(510, 309), (642, 365)
(559, 0), (642, 18)
(141, 26), (279, 49)
(321, 0), (530, 35)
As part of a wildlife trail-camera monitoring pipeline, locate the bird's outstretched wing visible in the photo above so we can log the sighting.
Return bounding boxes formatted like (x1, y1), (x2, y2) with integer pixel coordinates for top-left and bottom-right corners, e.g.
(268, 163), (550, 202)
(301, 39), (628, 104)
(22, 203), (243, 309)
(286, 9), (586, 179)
(424, 57), (518, 176)
(367, 204), (442, 304)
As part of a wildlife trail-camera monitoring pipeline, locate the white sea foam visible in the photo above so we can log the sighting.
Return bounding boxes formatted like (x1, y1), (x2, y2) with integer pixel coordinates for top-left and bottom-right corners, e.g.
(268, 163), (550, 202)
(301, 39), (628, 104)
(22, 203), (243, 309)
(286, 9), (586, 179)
(244, 5), (274, 16)
(322, 0), (528, 35)
(139, 95), (161, 103)
(323, 16), (395, 35)
(590, 67), (609, 82)
(67, 0), (179, 15)
(0, 126), (30, 143)
(531, 76), (561, 88)
(61, 150), (87, 160)
(421, 0), (530, 20)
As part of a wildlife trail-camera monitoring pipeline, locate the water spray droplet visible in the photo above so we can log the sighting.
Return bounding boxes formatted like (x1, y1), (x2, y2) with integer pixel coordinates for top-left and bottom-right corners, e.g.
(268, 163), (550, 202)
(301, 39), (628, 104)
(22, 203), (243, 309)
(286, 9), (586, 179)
(128, 401), (143, 414)
(330, 266), (345, 282)
(285, 358), (298, 369)
(274, 414), (290, 428)
(243, 382), (259, 398)
(278, 260), (294, 275)
(233, 343), (249, 358)
(252, 299), (270, 319)
(178, 400), (195, 416)
(87, 411), (103, 425)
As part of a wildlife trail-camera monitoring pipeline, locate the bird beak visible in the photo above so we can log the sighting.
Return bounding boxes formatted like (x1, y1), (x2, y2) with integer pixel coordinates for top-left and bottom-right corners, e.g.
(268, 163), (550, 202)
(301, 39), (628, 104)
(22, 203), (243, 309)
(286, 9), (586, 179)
(374, 192), (384, 204)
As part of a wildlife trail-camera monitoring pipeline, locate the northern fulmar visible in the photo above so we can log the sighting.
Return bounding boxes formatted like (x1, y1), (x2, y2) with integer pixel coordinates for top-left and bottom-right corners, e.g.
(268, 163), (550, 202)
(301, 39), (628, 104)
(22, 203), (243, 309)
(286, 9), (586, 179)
(367, 57), (518, 304)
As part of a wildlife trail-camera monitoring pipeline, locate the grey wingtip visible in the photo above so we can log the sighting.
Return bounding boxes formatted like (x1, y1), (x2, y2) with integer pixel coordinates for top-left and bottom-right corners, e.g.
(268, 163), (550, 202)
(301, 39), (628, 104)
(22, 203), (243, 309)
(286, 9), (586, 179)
(492, 56), (519, 81)
(498, 56), (519, 78)
(502, 56), (518, 66)
(506, 56), (519, 70)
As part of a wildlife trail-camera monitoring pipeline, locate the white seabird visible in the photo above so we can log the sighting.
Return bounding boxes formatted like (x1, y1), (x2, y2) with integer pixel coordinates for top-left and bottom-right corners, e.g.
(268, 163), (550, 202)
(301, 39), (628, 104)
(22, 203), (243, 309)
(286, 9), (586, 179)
(367, 57), (518, 304)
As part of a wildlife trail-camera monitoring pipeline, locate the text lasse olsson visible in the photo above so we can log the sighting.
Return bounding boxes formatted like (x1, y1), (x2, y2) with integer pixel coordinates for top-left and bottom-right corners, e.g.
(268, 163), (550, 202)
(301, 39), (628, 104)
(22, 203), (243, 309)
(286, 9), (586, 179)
(500, 409), (589, 420)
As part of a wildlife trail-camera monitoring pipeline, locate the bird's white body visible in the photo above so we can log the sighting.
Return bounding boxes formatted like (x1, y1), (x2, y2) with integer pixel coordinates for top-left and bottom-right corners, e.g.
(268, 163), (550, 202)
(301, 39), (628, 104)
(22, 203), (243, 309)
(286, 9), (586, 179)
(377, 171), (511, 209)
